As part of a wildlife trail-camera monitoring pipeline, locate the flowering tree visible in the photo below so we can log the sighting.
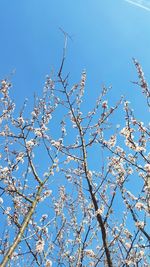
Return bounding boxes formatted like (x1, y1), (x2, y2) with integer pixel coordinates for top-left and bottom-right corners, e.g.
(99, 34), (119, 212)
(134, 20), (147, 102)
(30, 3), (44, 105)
(0, 49), (150, 267)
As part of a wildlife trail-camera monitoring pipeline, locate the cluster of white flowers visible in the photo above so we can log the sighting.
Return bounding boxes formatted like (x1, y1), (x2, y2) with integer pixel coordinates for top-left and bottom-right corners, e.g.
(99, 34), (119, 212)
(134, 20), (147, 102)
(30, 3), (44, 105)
(87, 170), (93, 179)
(124, 229), (132, 239)
(17, 116), (24, 125)
(42, 190), (52, 200)
(135, 221), (144, 229)
(0, 131), (6, 137)
(16, 152), (25, 163)
(34, 128), (43, 137)
(51, 139), (62, 149)
(69, 255), (75, 263)
(138, 250), (144, 258)
(108, 156), (126, 183)
(126, 191), (137, 201)
(125, 242), (131, 249)
(133, 58), (149, 94)
(126, 167), (133, 175)
(120, 126), (145, 152)
(54, 200), (62, 216)
(105, 135), (116, 148)
(115, 146), (124, 155)
(95, 206), (104, 216)
(66, 155), (75, 163)
(31, 107), (39, 119)
(84, 249), (95, 258)
(0, 166), (10, 180)
(10, 252), (18, 260)
(45, 260), (52, 267)
(68, 84), (78, 96)
(80, 71), (86, 96)
(144, 164), (150, 173)
(0, 80), (10, 97)
(128, 153), (136, 163)
(26, 139), (36, 151)
(59, 186), (66, 202)
(35, 239), (45, 253)
(135, 202), (145, 211)
(44, 76), (55, 90)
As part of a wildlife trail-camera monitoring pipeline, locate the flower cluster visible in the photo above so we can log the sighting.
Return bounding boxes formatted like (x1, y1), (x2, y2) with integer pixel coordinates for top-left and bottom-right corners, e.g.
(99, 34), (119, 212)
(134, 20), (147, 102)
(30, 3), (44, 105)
(133, 58), (150, 96)
(35, 239), (45, 253)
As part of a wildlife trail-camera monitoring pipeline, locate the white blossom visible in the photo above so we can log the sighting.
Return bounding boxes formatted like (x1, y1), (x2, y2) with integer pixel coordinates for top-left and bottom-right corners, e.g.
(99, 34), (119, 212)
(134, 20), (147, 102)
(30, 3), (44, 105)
(45, 260), (52, 267)
(35, 239), (45, 253)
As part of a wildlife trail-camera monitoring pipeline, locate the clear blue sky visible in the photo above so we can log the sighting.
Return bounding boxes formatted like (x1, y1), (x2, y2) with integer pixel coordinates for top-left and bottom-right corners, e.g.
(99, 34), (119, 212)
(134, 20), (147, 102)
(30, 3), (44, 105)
(0, 0), (150, 116)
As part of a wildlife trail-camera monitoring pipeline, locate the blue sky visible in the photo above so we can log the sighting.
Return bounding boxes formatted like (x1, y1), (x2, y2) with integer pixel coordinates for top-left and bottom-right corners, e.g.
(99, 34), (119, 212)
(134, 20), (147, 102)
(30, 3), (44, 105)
(0, 0), (150, 116)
